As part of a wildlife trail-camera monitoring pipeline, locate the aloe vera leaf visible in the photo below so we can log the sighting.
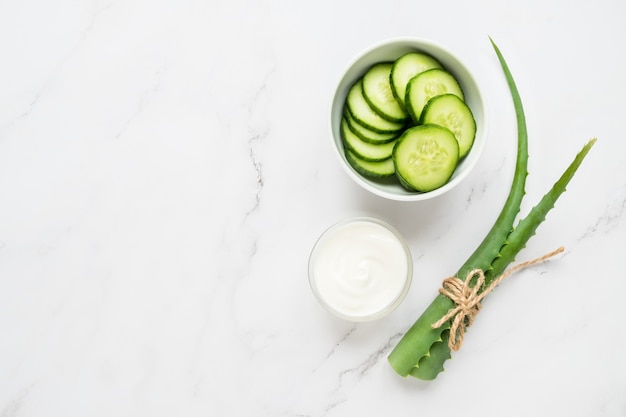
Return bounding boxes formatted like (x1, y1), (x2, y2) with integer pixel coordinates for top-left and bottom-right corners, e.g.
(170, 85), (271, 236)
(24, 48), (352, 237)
(388, 39), (596, 380)
(388, 37), (530, 378)
(485, 138), (597, 283)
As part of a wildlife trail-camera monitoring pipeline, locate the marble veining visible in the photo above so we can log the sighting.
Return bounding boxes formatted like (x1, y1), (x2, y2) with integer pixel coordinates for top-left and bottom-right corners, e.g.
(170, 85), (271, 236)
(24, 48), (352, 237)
(1, 0), (625, 416)
(580, 183), (626, 240)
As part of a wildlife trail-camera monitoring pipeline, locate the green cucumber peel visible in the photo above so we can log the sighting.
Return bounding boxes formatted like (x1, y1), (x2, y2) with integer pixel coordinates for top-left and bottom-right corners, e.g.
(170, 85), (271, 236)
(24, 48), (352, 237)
(387, 38), (596, 381)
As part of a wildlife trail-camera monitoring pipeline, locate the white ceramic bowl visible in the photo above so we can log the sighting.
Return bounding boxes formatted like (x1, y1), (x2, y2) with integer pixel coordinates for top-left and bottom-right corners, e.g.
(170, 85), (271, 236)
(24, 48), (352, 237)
(330, 37), (488, 201)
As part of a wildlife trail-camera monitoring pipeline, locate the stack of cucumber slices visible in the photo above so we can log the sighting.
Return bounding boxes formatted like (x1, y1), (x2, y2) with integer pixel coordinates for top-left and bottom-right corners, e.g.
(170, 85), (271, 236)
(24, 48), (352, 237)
(341, 51), (477, 193)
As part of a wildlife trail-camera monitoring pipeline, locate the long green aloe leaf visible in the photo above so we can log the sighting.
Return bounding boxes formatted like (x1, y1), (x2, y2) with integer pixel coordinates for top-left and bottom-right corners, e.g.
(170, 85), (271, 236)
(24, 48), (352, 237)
(387, 37), (529, 380)
(387, 38), (596, 380)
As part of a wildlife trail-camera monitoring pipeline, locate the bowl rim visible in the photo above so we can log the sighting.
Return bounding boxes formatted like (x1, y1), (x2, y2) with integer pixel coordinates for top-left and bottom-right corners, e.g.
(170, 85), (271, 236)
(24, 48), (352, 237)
(329, 36), (488, 202)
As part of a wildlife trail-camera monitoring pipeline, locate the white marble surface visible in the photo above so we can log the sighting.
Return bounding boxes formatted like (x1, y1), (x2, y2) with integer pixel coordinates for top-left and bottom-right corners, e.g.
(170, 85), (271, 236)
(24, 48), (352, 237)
(1, 0), (625, 415)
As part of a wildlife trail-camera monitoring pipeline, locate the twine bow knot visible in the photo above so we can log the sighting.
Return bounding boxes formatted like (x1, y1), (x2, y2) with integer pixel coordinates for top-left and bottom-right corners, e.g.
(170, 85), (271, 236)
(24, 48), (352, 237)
(432, 246), (565, 352)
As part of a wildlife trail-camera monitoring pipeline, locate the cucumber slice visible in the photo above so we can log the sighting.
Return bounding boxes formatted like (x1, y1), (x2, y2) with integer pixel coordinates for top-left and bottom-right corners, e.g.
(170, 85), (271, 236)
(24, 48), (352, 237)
(345, 150), (395, 178)
(343, 109), (399, 144)
(362, 62), (407, 123)
(421, 94), (476, 159)
(405, 68), (464, 123)
(346, 79), (406, 134)
(390, 52), (442, 109)
(341, 118), (396, 161)
(393, 124), (459, 192)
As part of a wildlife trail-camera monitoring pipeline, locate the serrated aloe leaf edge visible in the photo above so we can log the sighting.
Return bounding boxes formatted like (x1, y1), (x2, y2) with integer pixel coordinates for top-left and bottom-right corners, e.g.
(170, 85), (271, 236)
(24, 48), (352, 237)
(387, 37), (596, 380)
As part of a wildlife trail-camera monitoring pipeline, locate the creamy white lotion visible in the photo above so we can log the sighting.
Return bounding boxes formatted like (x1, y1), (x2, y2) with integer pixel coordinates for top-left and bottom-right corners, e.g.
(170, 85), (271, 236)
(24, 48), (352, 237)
(309, 218), (412, 321)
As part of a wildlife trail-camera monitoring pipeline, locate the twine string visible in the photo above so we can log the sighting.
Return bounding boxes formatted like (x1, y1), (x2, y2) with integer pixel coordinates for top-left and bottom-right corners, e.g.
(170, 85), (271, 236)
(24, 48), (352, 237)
(431, 246), (565, 351)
